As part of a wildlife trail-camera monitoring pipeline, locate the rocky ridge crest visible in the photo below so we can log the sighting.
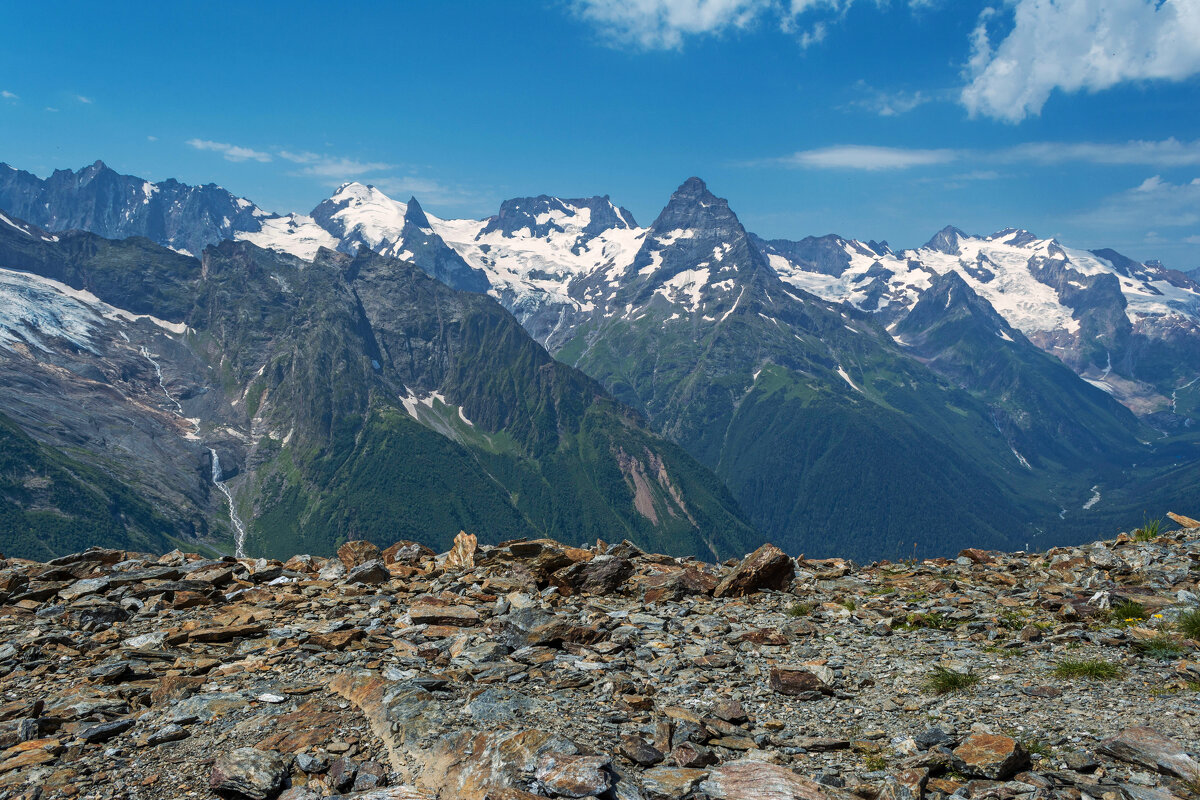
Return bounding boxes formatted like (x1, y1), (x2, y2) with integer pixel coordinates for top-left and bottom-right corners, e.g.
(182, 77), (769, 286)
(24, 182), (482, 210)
(0, 521), (1197, 799)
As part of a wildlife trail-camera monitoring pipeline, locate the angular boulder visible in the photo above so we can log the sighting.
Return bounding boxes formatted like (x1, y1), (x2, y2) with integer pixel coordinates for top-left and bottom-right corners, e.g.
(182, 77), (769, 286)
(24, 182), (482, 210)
(714, 544), (794, 598)
(210, 747), (289, 799)
(951, 733), (1029, 780)
(768, 665), (834, 697)
(1098, 726), (1200, 780)
(337, 540), (382, 569)
(535, 753), (613, 798)
(701, 761), (857, 799)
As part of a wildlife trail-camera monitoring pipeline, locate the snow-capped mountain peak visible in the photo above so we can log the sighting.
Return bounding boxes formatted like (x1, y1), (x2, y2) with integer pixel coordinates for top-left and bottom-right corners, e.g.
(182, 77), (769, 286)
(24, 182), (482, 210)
(310, 182), (409, 253)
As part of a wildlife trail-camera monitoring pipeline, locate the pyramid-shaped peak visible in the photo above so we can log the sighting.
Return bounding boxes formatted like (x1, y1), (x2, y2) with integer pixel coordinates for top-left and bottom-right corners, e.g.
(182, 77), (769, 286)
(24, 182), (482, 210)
(654, 177), (739, 233)
(404, 196), (432, 228)
(922, 225), (969, 255)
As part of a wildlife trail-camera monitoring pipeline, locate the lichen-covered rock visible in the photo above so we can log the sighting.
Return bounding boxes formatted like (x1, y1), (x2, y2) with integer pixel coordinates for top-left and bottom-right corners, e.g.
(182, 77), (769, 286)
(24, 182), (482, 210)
(534, 753), (613, 798)
(209, 747), (289, 799)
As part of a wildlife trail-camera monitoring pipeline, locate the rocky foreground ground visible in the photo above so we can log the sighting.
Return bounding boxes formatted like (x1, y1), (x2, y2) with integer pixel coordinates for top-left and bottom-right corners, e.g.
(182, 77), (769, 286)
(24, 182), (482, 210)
(0, 523), (1197, 800)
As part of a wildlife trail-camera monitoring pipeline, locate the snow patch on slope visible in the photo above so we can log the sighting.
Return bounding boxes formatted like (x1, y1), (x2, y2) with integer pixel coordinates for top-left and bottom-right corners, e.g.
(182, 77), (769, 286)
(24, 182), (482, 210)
(236, 214), (338, 260)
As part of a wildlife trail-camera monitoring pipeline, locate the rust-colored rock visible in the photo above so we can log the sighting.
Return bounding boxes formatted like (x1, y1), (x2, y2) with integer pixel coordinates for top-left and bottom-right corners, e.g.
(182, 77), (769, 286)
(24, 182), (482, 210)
(338, 540), (382, 569)
(952, 733), (1029, 780)
(1167, 511), (1200, 529)
(714, 543), (795, 598)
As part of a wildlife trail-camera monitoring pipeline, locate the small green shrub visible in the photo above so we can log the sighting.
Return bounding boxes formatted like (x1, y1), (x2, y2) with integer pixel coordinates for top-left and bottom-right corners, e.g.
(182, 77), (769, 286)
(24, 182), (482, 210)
(924, 666), (980, 695)
(787, 601), (816, 617)
(1054, 658), (1123, 680)
(905, 612), (957, 631)
(1136, 635), (1187, 661)
(1177, 608), (1200, 640)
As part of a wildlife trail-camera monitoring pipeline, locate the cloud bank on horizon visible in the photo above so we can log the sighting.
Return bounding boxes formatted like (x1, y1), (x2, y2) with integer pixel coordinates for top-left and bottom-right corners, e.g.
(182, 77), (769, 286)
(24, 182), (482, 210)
(574, 0), (1200, 123)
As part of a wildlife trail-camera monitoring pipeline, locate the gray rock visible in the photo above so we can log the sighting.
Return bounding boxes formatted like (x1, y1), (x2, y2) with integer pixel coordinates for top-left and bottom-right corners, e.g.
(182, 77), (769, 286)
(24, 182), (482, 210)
(209, 747), (289, 799)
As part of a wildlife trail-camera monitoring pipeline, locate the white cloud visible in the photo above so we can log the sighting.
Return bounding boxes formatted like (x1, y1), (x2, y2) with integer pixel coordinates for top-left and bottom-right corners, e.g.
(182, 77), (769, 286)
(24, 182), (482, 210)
(845, 81), (937, 116)
(571, 0), (845, 49)
(999, 138), (1200, 166)
(772, 144), (961, 169)
(963, 0), (1200, 123)
(1, 90), (16, 100)
(76, 94), (93, 104)
(1184, 235), (1200, 245)
(146, 135), (158, 142)
(1074, 175), (1200, 230)
(279, 151), (393, 178)
(186, 139), (273, 163)
(769, 138), (1200, 171)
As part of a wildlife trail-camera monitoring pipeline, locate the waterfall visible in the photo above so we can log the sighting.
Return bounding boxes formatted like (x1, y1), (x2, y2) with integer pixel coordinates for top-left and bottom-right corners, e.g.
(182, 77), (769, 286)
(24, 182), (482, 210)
(210, 448), (247, 558)
(139, 345), (183, 415)
(140, 344), (248, 558)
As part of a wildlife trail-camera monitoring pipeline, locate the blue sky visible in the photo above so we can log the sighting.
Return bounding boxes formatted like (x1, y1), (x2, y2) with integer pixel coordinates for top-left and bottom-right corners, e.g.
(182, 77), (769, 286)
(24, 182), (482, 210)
(2, 0), (1199, 267)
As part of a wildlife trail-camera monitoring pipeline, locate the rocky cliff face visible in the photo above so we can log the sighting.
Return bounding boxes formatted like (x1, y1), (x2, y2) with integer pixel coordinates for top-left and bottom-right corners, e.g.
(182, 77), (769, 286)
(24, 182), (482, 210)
(0, 212), (758, 563)
(0, 522), (1196, 798)
(0, 161), (269, 257)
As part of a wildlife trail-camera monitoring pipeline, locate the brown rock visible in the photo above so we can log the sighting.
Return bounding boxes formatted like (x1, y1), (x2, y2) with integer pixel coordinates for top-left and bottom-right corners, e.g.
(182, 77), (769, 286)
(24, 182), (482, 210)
(670, 741), (716, 768)
(0, 738), (62, 774)
(958, 548), (997, 564)
(409, 602), (481, 626)
(620, 734), (665, 766)
(1098, 726), (1200, 780)
(151, 675), (207, 706)
(713, 698), (748, 723)
(769, 665), (833, 697)
(714, 543), (795, 598)
(535, 753), (612, 798)
(188, 622), (267, 643)
(642, 766), (711, 799)
(382, 540), (436, 565)
(1167, 511), (1200, 529)
(445, 531), (478, 570)
(952, 733), (1029, 780)
(337, 540), (382, 569)
(308, 629), (364, 650)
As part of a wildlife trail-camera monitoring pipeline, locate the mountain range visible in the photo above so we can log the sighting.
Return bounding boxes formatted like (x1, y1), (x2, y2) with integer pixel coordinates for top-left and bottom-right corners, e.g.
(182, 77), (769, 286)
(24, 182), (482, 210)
(2, 160), (1198, 561)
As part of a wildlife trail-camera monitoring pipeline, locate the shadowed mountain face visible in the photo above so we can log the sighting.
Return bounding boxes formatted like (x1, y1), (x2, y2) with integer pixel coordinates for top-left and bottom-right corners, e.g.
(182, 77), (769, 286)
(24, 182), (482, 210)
(0, 213), (758, 562)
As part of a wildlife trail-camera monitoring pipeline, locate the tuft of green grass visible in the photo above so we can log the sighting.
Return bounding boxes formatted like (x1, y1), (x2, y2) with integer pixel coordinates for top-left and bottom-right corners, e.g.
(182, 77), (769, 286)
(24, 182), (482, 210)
(1110, 599), (1148, 626)
(1021, 738), (1054, 759)
(787, 601), (816, 617)
(1135, 635), (1187, 661)
(1054, 658), (1123, 680)
(862, 754), (889, 771)
(1133, 515), (1162, 542)
(1178, 608), (1200, 640)
(923, 666), (980, 695)
(904, 612), (957, 631)
(841, 598), (858, 611)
